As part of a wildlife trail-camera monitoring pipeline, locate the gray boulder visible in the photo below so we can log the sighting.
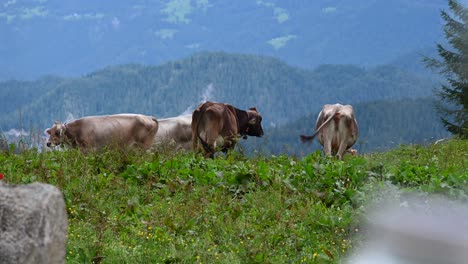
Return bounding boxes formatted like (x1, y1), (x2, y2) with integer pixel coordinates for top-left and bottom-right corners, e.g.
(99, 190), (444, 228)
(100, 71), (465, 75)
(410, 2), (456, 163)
(0, 182), (68, 264)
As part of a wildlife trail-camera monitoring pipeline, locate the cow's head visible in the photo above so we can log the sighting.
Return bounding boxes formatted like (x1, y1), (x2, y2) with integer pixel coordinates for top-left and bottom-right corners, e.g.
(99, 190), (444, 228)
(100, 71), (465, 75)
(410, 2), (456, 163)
(245, 107), (264, 138)
(45, 121), (66, 148)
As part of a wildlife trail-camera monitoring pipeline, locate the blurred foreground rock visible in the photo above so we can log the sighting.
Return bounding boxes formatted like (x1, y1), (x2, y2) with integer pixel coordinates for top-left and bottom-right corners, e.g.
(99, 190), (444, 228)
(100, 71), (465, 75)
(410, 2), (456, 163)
(347, 194), (468, 264)
(0, 182), (68, 264)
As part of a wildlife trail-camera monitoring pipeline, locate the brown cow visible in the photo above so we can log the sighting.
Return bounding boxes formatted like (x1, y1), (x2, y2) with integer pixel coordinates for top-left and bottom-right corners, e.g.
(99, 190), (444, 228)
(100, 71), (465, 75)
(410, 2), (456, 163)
(46, 114), (159, 150)
(154, 114), (192, 151)
(300, 104), (358, 159)
(192, 101), (264, 158)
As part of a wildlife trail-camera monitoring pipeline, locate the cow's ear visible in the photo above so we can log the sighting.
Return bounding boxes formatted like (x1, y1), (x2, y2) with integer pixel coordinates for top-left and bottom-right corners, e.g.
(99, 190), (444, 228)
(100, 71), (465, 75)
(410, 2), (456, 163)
(249, 107), (258, 112)
(46, 129), (51, 135)
(249, 118), (256, 125)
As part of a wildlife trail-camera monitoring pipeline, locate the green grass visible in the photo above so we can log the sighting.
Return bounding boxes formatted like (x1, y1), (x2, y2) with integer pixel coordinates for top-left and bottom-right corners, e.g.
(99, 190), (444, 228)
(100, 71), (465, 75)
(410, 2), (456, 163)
(0, 139), (467, 263)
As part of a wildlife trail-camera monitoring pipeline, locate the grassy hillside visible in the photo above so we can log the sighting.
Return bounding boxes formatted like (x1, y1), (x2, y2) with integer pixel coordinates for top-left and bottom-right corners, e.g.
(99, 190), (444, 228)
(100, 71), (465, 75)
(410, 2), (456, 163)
(0, 139), (466, 263)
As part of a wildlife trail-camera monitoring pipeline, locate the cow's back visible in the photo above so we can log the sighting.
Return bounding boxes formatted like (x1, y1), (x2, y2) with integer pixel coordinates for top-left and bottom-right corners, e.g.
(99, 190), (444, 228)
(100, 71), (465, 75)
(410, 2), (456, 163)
(192, 102), (239, 157)
(155, 115), (192, 150)
(334, 105), (358, 148)
(195, 103), (237, 138)
(314, 104), (358, 158)
(70, 114), (158, 149)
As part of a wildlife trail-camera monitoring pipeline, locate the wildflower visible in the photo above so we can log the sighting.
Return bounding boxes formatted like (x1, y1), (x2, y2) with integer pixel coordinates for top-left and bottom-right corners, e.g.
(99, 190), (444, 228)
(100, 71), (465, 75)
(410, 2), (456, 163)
(0, 173), (3, 180)
(313, 252), (318, 259)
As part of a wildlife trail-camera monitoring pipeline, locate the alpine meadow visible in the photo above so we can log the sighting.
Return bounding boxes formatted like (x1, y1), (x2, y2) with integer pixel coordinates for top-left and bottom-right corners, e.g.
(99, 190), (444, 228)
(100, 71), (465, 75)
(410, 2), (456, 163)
(1, 0), (467, 264)
(1, 140), (467, 263)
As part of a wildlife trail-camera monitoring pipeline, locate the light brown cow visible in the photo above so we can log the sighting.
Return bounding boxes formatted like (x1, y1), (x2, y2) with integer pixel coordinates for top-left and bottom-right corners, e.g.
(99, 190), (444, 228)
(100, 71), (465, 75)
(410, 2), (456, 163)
(154, 114), (192, 151)
(46, 114), (159, 150)
(192, 101), (264, 158)
(300, 104), (358, 159)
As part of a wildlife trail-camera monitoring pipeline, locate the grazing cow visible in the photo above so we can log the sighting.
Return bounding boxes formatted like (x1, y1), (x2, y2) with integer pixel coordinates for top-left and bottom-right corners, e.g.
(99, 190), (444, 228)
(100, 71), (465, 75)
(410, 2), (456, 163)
(300, 104), (358, 159)
(46, 114), (159, 150)
(154, 114), (192, 150)
(192, 101), (264, 158)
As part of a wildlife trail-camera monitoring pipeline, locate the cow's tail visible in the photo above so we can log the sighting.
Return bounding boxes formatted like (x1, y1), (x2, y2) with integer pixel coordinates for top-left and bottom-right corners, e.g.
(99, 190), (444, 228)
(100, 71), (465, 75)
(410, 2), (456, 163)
(299, 134), (315, 142)
(194, 104), (213, 155)
(198, 133), (212, 154)
(151, 116), (159, 135)
(300, 109), (338, 143)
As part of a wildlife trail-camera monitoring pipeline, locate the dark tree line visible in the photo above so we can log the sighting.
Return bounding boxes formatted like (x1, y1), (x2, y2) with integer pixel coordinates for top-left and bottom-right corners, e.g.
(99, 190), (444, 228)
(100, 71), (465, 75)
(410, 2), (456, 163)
(426, 0), (468, 138)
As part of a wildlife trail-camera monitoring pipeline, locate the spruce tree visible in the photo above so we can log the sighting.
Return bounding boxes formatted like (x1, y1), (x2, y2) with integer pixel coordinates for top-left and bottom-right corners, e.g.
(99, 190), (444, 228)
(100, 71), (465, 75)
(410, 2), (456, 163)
(425, 0), (468, 138)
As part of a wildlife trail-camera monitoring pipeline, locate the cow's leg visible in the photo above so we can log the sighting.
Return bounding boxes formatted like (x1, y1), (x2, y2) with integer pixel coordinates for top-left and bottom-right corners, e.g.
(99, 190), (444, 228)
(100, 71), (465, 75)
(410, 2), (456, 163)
(336, 139), (348, 160)
(140, 134), (154, 150)
(199, 137), (215, 158)
(334, 120), (348, 159)
(192, 134), (200, 153)
(198, 133), (214, 158)
(337, 118), (358, 159)
(205, 150), (214, 159)
(221, 136), (237, 154)
(324, 140), (332, 157)
(322, 132), (333, 157)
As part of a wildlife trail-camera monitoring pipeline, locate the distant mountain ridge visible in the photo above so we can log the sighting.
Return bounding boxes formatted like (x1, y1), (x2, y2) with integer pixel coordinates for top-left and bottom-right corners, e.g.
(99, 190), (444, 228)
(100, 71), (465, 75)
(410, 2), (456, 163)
(1, 0), (448, 80)
(0, 52), (436, 129)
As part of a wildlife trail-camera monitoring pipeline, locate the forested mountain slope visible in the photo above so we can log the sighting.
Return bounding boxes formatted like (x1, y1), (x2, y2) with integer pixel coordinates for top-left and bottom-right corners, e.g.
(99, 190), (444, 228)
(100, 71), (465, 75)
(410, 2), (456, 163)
(0, 52), (436, 133)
